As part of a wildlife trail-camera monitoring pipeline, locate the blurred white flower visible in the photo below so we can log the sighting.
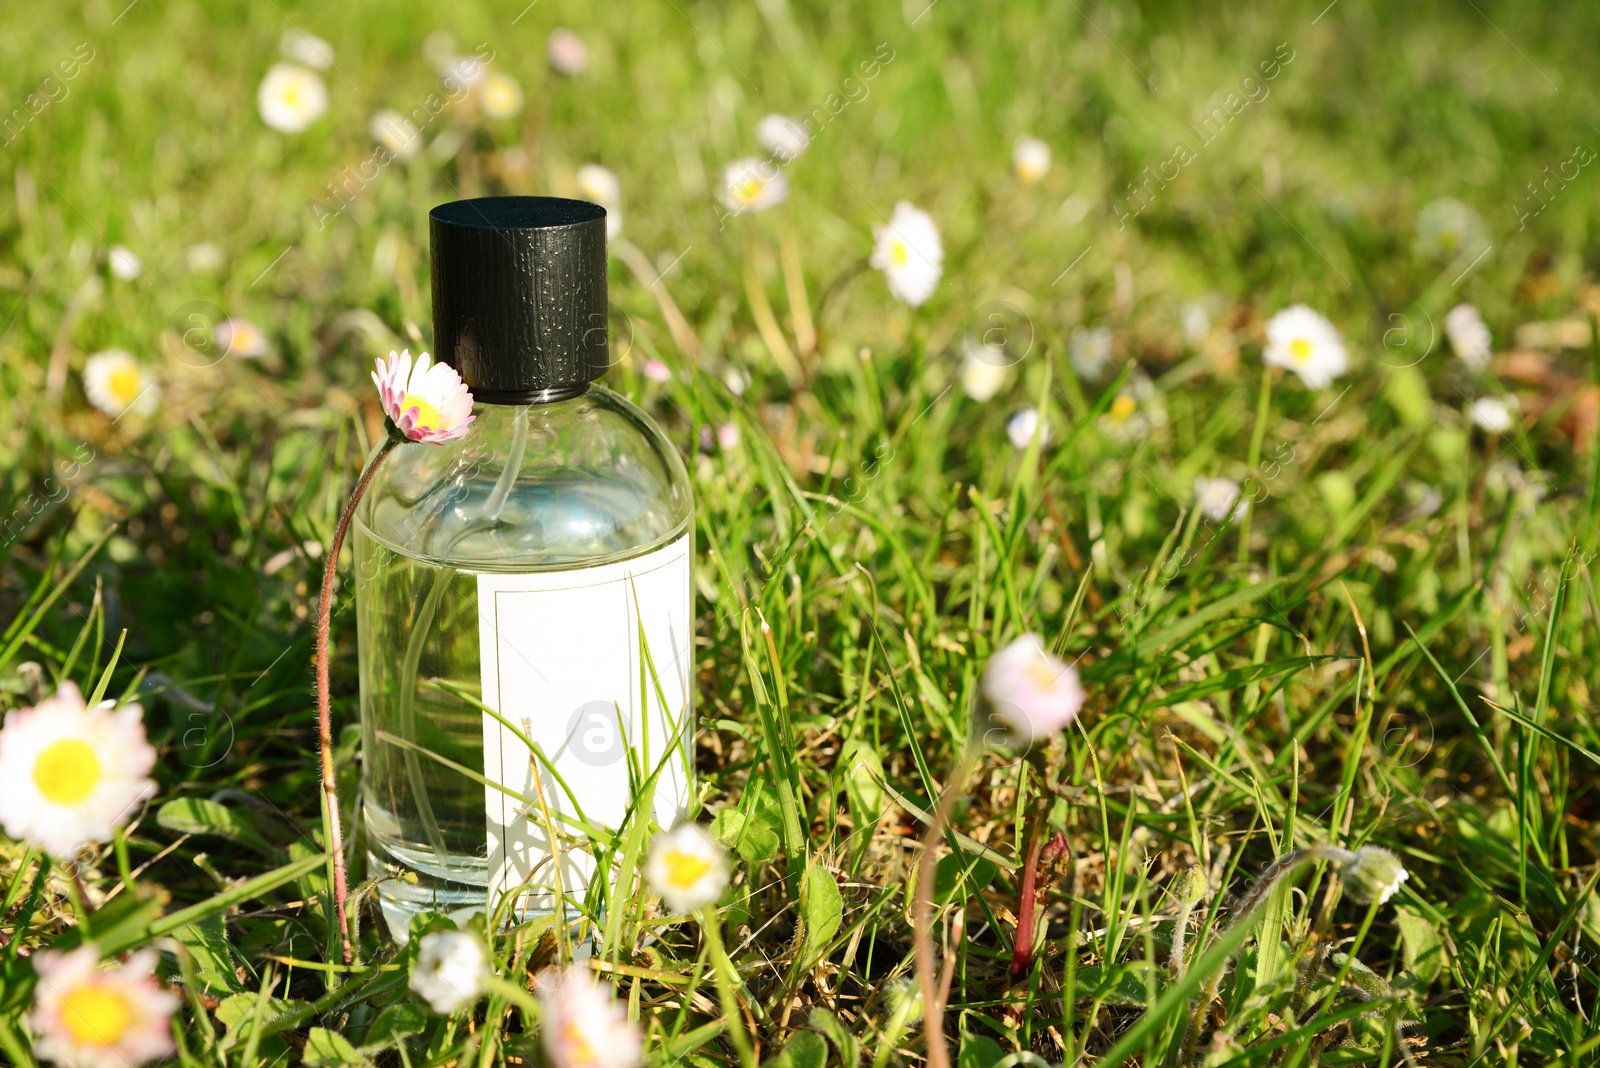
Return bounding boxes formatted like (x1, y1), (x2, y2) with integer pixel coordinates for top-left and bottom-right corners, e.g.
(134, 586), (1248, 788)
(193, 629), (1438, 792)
(756, 114), (811, 161)
(439, 55), (490, 94)
(980, 633), (1085, 745)
(576, 164), (621, 208)
(481, 73), (524, 120)
(1194, 476), (1245, 524)
(0, 682), (157, 857)
(185, 243), (224, 274)
(83, 350), (159, 420)
(645, 823), (730, 914)
(642, 359), (671, 383)
(107, 245), (141, 281)
(1416, 197), (1486, 259)
(547, 29), (590, 76)
(257, 63), (328, 133)
(537, 967), (642, 1068)
(1006, 407), (1048, 450)
(1099, 374), (1165, 442)
(422, 31), (457, 67)
(722, 366), (749, 397)
(1070, 326), (1113, 380)
(1263, 305), (1346, 389)
(1012, 137), (1051, 184)
(30, 945), (178, 1068)
(717, 422), (741, 450)
(959, 339), (1008, 402)
(1341, 846), (1409, 905)
(370, 110), (422, 161)
(1468, 396), (1516, 434)
(719, 158), (788, 214)
(215, 318), (270, 359)
(1445, 303), (1492, 371)
(1179, 302), (1211, 344)
(280, 29), (334, 70)
(411, 930), (487, 1015)
(870, 201), (942, 307)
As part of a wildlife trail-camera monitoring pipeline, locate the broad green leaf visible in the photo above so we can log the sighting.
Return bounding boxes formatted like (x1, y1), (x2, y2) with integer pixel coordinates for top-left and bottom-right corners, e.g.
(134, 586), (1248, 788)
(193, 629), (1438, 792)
(711, 807), (781, 865)
(958, 1031), (1005, 1068)
(171, 914), (244, 995)
(157, 797), (280, 857)
(1395, 905), (1445, 986)
(361, 1002), (427, 1050)
(766, 1029), (827, 1068)
(798, 864), (844, 968)
(934, 852), (997, 905)
(214, 993), (299, 1033)
(807, 1007), (859, 1068)
(304, 1026), (368, 1067)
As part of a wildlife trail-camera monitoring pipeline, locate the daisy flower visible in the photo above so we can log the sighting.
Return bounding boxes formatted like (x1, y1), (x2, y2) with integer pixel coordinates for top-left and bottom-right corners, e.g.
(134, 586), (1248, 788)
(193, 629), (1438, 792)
(1445, 303), (1492, 370)
(756, 114), (811, 162)
(1263, 305), (1347, 389)
(1468, 396), (1516, 434)
(410, 930), (487, 1015)
(370, 110), (422, 162)
(107, 246), (141, 281)
(1070, 326), (1113, 380)
(0, 682), (158, 857)
(1340, 846), (1409, 906)
(547, 29), (590, 76)
(480, 72), (524, 120)
(30, 945), (178, 1068)
(371, 350), (475, 443)
(1012, 137), (1051, 183)
(1179, 302), (1211, 345)
(716, 422), (741, 451)
(719, 158), (788, 215)
(870, 201), (943, 307)
(980, 634), (1085, 746)
(1415, 197), (1486, 259)
(576, 164), (621, 208)
(642, 359), (671, 383)
(537, 967), (642, 1068)
(959, 339), (1008, 402)
(1006, 407), (1048, 450)
(82, 350), (159, 420)
(1099, 374), (1165, 443)
(440, 54), (490, 94)
(645, 823), (730, 915)
(1194, 476), (1245, 524)
(214, 318), (269, 359)
(280, 29), (334, 70)
(185, 243), (224, 274)
(257, 63), (328, 134)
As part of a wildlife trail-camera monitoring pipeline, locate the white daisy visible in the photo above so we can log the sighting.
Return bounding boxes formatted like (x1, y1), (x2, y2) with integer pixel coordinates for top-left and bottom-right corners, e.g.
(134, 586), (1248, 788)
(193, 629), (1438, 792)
(1070, 326), (1113, 380)
(107, 246), (141, 281)
(537, 967), (642, 1068)
(642, 359), (671, 383)
(257, 63), (328, 134)
(370, 110), (422, 161)
(280, 29), (334, 71)
(439, 54), (489, 94)
(980, 634), (1085, 746)
(214, 318), (270, 359)
(1099, 374), (1165, 443)
(1007, 407), (1048, 450)
(185, 243), (224, 274)
(576, 165), (621, 208)
(0, 682), (158, 857)
(719, 158), (788, 215)
(1415, 197), (1486, 259)
(480, 73), (524, 120)
(82, 350), (159, 420)
(30, 945), (178, 1068)
(410, 930), (487, 1014)
(645, 823), (730, 915)
(870, 201), (943, 307)
(1468, 396), (1516, 434)
(756, 114), (811, 162)
(547, 29), (590, 76)
(959, 339), (1008, 402)
(1263, 305), (1347, 389)
(1179, 302), (1211, 345)
(716, 422), (741, 451)
(372, 350), (475, 443)
(1445, 303), (1492, 370)
(1194, 476), (1245, 524)
(1012, 137), (1051, 184)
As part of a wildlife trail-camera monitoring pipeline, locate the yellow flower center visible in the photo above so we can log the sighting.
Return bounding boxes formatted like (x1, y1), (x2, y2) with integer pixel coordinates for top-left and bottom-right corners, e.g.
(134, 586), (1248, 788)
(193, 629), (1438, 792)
(561, 1020), (598, 1067)
(59, 984), (134, 1047)
(734, 177), (765, 206)
(108, 366), (142, 406)
(662, 849), (712, 889)
(1024, 658), (1060, 690)
(889, 240), (909, 267)
(400, 393), (442, 431)
(35, 740), (101, 805)
(1440, 229), (1459, 251)
(1017, 160), (1042, 182)
(1109, 394), (1137, 421)
(1289, 338), (1313, 363)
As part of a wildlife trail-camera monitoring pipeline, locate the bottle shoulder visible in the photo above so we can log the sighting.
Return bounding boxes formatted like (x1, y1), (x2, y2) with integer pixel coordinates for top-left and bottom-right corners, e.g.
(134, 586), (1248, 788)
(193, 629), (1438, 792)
(359, 386), (693, 570)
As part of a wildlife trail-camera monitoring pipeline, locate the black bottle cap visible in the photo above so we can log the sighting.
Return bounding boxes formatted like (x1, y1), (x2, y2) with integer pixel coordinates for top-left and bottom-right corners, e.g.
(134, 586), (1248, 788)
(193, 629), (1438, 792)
(429, 196), (610, 404)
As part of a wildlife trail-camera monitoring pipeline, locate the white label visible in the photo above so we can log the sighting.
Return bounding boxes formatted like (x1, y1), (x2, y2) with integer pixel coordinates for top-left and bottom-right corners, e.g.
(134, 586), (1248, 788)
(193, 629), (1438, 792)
(477, 535), (692, 911)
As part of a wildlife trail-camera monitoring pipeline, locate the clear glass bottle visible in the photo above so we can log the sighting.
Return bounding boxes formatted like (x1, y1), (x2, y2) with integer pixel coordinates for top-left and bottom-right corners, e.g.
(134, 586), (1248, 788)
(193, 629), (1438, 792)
(352, 197), (694, 936)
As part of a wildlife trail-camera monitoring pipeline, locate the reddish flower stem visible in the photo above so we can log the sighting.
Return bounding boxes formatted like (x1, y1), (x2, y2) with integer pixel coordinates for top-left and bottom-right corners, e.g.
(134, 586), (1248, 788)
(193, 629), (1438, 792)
(1009, 830), (1068, 982)
(316, 435), (400, 964)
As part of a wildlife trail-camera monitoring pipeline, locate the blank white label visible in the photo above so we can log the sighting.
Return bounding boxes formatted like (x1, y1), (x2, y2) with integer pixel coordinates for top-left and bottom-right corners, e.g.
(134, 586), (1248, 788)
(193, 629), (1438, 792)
(476, 534), (692, 911)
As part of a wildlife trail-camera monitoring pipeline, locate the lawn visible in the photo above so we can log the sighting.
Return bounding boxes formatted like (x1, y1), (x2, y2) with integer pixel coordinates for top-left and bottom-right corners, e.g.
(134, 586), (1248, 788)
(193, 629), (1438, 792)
(1, 0), (1598, 1065)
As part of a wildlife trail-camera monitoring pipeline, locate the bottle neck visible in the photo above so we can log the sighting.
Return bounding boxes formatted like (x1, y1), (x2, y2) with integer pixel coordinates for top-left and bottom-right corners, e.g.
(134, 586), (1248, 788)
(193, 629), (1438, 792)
(467, 381), (595, 406)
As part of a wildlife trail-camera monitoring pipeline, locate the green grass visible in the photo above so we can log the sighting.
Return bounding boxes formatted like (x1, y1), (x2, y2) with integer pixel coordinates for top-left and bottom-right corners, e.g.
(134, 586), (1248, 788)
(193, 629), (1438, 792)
(3, 0), (1600, 1064)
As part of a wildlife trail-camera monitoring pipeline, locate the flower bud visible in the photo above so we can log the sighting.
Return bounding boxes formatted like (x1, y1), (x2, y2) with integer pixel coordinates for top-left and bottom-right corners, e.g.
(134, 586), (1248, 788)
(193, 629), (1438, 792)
(1342, 846), (1409, 905)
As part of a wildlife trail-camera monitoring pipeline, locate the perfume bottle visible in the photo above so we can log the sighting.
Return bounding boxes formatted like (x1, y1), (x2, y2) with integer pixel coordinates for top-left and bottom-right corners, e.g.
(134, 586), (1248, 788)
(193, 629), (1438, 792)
(353, 197), (694, 935)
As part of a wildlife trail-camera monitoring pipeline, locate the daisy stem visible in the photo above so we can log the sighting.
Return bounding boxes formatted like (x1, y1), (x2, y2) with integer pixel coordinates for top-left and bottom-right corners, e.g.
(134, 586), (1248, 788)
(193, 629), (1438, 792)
(113, 825), (134, 889)
(1237, 365), (1272, 565)
(698, 905), (757, 1068)
(316, 433), (402, 965)
(913, 745), (982, 1068)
